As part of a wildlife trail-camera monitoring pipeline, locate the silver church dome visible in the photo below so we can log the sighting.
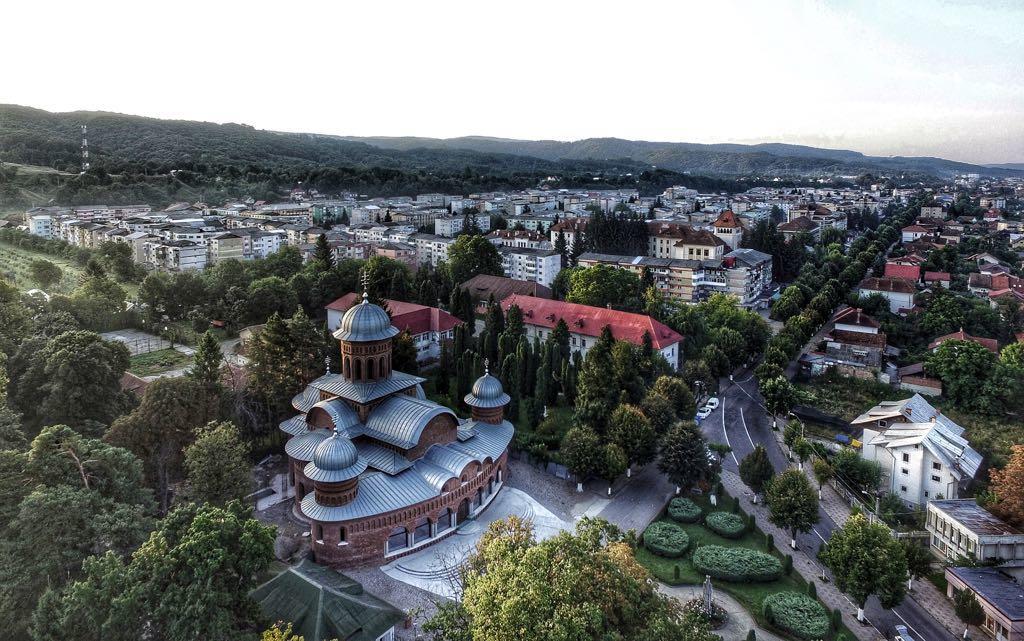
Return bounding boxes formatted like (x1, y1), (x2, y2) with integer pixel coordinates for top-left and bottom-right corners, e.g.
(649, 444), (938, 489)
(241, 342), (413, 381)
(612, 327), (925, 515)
(284, 428), (331, 461)
(305, 431), (367, 483)
(333, 292), (399, 343)
(464, 372), (511, 409)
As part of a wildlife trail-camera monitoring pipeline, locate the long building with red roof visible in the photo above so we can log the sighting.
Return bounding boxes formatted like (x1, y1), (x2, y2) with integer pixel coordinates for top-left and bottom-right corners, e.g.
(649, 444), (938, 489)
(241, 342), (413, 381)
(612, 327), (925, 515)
(327, 294), (462, 365)
(500, 294), (683, 370)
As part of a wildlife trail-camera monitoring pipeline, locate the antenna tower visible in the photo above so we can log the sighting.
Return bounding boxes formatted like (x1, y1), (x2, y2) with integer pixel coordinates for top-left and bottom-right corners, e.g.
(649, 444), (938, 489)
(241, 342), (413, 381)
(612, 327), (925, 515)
(80, 125), (90, 173)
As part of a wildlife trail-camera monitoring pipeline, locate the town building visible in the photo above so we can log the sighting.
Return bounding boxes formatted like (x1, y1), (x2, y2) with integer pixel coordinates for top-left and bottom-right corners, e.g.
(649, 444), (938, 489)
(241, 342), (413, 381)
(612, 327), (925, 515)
(723, 248), (773, 308)
(822, 307), (887, 374)
(945, 567), (1024, 641)
(711, 210), (745, 249)
(499, 295), (683, 370)
(858, 276), (916, 314)
(208, 232), (246, 263)
(927, 500), (1024, 562)
(326, 294), (462, 366)
(460, 274), (552, 314)
(853, 394), (982, 507)
(778, 216), (821, 241)
(928, 329), (999, 354)
(647, 222), (726, 260)
(498, 246), (561, 287)
(280, 291), (513, 567)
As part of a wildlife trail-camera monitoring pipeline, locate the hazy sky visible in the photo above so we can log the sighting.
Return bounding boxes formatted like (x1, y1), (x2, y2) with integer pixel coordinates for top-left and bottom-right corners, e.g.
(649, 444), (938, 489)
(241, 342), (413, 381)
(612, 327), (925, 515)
(3, 0), (1022, 163)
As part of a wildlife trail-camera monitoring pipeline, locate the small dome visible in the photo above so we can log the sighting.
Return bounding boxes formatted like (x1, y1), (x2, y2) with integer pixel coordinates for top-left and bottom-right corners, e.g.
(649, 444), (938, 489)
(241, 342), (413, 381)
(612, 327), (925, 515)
(464, 373), (511, 409)
(313, 432), (359, 470)
(284, 429), (331, 461)
(333, 292), (399, 343)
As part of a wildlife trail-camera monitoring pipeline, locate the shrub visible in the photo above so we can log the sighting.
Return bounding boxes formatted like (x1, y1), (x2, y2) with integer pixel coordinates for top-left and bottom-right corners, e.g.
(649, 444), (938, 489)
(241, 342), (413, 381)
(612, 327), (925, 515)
(831, 608), (842, 630)
(704, 512), (747, 539)
(765, 533), (774, 550)
(746, 631), (756, 641)
(691, 545), (782, 583)
(807, 580), (817, 599)
(763, 592), (830, 640)
(783, 554), (793, 575)
(643, 521), (689, 558)
(667, 497), (702, 523)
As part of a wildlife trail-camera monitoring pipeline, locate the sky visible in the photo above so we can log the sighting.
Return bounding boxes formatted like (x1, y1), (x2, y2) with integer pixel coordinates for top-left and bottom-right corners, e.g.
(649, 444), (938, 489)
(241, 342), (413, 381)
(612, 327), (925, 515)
(2, 0), (1022, 164)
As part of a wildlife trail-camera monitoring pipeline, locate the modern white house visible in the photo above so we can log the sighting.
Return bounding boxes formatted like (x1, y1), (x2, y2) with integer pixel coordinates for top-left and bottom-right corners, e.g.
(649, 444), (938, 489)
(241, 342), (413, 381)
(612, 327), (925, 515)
(858, 276), (916, 314)
(852, 394), (982, 508)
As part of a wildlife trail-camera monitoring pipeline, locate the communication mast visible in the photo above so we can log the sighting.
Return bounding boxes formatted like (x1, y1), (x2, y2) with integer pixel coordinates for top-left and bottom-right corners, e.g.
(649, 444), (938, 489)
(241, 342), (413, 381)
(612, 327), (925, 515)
(80, 125), (90, 173)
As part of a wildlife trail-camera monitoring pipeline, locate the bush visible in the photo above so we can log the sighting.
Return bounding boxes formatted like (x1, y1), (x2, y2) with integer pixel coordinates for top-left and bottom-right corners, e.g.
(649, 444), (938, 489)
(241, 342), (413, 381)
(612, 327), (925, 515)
(763, 592), (830, 640)
(667, 497), (702, 523)
(643, 521), (690, 558)
(704, 512), (747, 539)
(691, 545), (782, 583)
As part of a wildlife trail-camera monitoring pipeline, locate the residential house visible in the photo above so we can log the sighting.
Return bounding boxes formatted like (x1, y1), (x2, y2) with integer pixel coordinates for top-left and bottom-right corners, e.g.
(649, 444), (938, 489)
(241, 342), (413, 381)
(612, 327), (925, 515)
(858, 276), (916, 313)
(884, 262), (922, 282)
(896, 362), (943, 396)
(853, 394), (982, 508)
(902, 224), (932, 243)
(374, 242), (416, 269)
(778, 216), (821, 241)
(500, 295), (684, 370)
(326, 294), (462, 365)
(923, 271), (951, 288)
(928, 329), (999, 354)
(822, 307), (887, 375)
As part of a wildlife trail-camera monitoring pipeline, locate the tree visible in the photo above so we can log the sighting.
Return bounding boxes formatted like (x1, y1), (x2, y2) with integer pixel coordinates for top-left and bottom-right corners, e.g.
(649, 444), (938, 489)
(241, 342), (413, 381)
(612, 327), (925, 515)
(560, 426), (602, 491)
(990, 444), (1024, 526)
(106, 377), (219, 512)
(573, 326), (618, 429)
(902, 539), (932, 592)
(10, 330), (131, 430)
(739, 445), (774, 503)
(658, 421), (718, 493)
(565, 264), (641, 309)
(953, 588), (985, 639)
(608, 404), (657, 468)
(812, 459), (833, 500)
(190, 329), (224, 388)
(184, 421), (251, 507)
(765, 469), (819, 549)
(640, 391), (676, 434)
(448, 235), (503, 283)
(392, 329), (418, 374)
(247, 311), (314, 418)
(652, 375), (696, 420)
(35, 501), (275, 641)
(793, 437), (813, 471)
(312, 233), (334, 272)
(245, 277), (299, 324)
(261, 623), (306, 641)
(927, 340), (999, 411)
(821, 513), (908, 621)
(760, 376), (798, 418)
(430, 517), (717, 641)
(29, 259), (62, 288)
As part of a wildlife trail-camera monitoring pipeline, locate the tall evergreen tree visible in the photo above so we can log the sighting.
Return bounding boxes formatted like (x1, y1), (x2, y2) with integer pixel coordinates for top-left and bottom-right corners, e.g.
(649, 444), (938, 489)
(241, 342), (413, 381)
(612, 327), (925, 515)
(190, 330), (224, 389)
(574, 326), (618, 430)
(312, 233), (334, 272)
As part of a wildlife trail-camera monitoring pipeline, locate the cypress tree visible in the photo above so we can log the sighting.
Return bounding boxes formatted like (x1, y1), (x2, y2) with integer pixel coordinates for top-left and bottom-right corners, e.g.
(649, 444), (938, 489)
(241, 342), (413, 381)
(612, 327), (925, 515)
(312, 234), (334, 272)
(190, 330), (223, 389)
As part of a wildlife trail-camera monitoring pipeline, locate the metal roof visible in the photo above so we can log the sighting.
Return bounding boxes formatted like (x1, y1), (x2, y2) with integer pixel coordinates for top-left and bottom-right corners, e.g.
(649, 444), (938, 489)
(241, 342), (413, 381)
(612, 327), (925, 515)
(930, 500), (1022, 536)
(332, 294), (400, 343)
(464, 374), (510, 408)
(299, 421), (514, 523)
(867, 420), (982, 480)
(291, 386), (321, 413)
(362, 395), (458, 450)
(947, 567), (1024, 620)
(355, 442), (414, 475)
(279, 414), (309, 436)
(309, 372), (425, 404)
(309, 399), (361, 433)
(285, 429), (331, 461)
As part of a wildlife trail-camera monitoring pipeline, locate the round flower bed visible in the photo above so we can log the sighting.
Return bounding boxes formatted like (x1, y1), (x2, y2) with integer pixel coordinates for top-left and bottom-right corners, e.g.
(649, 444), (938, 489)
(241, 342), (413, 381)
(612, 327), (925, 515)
(667, 497), (702, 523)
(691, 545), (782, 583)
(704, 511), (746, 539)
(763, 591), (830, 639)
(643, 521), (690, 558)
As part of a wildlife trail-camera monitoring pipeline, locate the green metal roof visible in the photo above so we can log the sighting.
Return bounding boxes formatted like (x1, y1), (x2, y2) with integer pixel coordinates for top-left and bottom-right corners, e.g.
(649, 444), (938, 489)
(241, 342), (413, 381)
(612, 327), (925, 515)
(251, 559), (404, 641)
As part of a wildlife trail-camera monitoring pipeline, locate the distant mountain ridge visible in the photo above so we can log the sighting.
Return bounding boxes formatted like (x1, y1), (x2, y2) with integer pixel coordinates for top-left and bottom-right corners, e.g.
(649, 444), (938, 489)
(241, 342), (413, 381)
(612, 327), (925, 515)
(339, 135), (1023, 179)
(1, 104), (1019, 180)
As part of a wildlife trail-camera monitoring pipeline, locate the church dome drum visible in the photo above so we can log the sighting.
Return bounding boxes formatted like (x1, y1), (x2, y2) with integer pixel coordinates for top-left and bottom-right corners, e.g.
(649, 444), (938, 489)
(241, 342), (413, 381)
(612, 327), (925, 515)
(464, 372), (511, 409)
(333, 292), (399, 343)
(305, 431), (367, 483)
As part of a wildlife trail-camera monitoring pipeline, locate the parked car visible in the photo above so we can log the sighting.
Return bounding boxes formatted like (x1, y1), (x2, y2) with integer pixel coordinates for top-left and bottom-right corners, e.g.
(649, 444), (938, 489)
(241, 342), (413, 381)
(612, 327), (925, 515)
(894, 624), (916, 641)
(705, 397), (720, 410)
(696, 407), (712, 420)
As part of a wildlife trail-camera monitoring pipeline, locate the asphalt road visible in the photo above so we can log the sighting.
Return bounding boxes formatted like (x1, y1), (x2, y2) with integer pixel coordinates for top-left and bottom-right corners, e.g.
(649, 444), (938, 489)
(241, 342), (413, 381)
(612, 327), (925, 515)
(700, 372), (956, 641)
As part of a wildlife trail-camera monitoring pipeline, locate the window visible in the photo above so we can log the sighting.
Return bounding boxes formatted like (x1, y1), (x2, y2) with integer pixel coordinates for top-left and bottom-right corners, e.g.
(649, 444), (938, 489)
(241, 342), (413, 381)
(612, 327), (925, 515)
(901, 485), (908, 493)
(933, 462), (942, 470)
(902, 453), (910, 463)
(932, 475), (941, 482)
(901, 468), (909, 475)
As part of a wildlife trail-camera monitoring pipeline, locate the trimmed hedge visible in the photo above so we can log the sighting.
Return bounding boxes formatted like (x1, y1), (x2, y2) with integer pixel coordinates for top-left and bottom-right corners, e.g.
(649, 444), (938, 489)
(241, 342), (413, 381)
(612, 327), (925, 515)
(691, 545), (782, 583)
(667, 498), (702, 523)
(763, 592), (830, 640)
(643, 521), (690, 558)
(704, 511), (746, 538)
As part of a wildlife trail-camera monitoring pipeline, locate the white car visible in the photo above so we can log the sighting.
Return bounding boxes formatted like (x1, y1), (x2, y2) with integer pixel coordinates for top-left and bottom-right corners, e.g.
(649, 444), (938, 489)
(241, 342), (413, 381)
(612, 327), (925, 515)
(705, 397), (720, 410)
(894, 625), (915, 641)
(696, 407), (712, 420)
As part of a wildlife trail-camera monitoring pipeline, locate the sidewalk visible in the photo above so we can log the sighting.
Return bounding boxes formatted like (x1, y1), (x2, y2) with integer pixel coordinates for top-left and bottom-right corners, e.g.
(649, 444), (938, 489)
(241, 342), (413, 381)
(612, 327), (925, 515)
(721, 470), (883, 641)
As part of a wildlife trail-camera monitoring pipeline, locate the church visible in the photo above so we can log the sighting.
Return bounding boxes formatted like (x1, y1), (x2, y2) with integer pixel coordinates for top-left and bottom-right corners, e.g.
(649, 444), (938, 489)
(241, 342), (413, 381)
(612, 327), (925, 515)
(279, 290), (513, 567)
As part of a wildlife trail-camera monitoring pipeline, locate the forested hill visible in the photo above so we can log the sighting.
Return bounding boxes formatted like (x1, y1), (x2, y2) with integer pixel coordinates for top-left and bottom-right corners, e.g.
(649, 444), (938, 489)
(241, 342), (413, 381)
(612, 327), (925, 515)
(341, 135), (1023, 179)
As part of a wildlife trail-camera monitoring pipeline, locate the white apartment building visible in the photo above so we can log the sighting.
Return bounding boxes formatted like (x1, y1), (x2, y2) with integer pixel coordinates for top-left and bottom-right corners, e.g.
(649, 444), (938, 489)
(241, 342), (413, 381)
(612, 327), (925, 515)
(853, 394), (982, 508)
(28, 214), (55, 239)
(723, 248), (773, 308)
(926, 500), (1024, 562)
(499, 247), (561, 287)
(144, 240), (208, 271)
(408, 233), (455, 267)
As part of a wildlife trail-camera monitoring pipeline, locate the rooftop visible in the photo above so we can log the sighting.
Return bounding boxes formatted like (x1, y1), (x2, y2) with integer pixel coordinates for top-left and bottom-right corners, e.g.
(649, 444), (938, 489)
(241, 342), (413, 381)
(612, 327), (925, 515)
(947, 567), (1024, 621)
(931, 499), (1022, 536)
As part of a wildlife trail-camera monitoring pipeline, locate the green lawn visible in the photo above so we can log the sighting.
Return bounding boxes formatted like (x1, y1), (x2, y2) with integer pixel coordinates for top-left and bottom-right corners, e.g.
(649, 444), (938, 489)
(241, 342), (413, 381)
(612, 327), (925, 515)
(129, 348), (192, 376)
(636, 493), (850, 641)
(0, 241), (84, 294)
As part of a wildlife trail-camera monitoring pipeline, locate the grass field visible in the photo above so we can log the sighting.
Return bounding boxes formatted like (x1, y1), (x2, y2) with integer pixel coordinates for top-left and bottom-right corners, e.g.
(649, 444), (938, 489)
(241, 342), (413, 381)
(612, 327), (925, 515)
(128, 348), (193, 376)
(0, 240), (84, 294)
(636, 492), (850, 641)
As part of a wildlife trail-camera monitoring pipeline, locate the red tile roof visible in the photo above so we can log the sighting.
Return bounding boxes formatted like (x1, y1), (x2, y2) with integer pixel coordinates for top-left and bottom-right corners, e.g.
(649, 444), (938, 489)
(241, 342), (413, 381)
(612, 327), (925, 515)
(884, 263), (921, 281)
(832, 307), (881, 329)
(712, 210), (743, 229)
(327, 294), (463, 336)
(500, 295), (683, 349)
(923, 271), (951, 281)
(859, 276), (916, 294)
(928, 329), (999, 354)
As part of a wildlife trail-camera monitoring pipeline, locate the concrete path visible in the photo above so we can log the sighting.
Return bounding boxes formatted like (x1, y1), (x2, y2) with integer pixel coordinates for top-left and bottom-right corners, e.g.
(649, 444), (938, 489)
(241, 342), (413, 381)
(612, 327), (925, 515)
(381, 486), (571, 598)
(658, 584), (786, 641)
(595, 463), (676, 533)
